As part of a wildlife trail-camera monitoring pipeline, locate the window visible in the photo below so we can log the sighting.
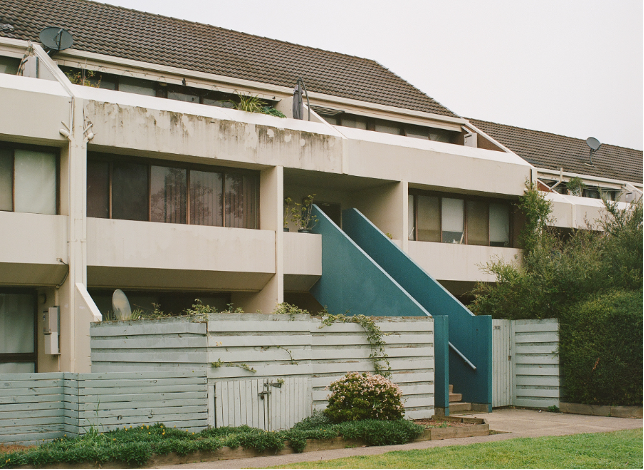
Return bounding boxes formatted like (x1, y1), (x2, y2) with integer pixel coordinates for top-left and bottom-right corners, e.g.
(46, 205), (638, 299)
(0, 290), (36, 373)
(0, 56), (20, 75)
(0, 143), (58, 215)
(87, 154), (259, 229)
(409, 192), (512, 247)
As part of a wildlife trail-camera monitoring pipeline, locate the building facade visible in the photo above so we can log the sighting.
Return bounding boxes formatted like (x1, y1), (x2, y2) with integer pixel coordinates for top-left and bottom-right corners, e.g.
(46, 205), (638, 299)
(0, 0), (639, 378)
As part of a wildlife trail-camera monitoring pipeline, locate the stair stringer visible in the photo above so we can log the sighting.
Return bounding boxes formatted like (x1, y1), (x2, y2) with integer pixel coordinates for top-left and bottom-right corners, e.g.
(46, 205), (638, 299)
(309, 205), (430, 318)
(341, 208), (492, 410)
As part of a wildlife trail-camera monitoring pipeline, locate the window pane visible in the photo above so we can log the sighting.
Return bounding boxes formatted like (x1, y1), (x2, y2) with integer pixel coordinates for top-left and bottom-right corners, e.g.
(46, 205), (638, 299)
(112, 161), (148, 221)
(87, 160), (109, 218)
(0, 148), (12, 211)
(0, 56), (20, 74)
(375, 121), (401, 135)
(168, 91), (199, 103)
(118, 77), (156, 96)
(408, 194), (415, 240)
(467, 200), (489, 246)
(14, 149), (56, 215)
(417, 195), (440, 242)
(151, 166), (186, 224)
(225, 173), (258, 228)
(0, 362), (35, 373)
(0, 293), (34, 354)
(442, 198), (464, 244)
(490, 203), (510, 247)
(190, 170), (223, 226)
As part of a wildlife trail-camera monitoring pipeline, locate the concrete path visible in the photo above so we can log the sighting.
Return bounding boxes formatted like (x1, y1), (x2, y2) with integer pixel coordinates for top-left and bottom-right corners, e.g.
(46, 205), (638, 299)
(153, 409), (643, 469)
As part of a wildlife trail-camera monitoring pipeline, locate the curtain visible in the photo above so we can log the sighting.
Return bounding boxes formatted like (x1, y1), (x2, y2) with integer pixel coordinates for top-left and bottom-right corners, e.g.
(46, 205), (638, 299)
(190, 170), (223, 226)
(14, 149), (56, 215)
(151, 166), (186, 224)
(466, 200), (489, 246)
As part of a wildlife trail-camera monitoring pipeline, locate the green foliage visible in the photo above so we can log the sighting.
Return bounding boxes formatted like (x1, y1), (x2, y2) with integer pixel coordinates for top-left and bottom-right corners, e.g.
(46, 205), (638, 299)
(559, 290), (643, 406)
(211, 359), (256, 373)
(320, 314), (391, 377)
(65, 68), (102, 87)
(470, 189), (643, 320)
(290, 194), (319, 231)
(234, 94), (285, 118)
(469, 184), (643, 406)
(566, 176), (586, 196)
(0, 418), (426, 468)
(272, 302), (309, 316)
(324, 372), (404, 423)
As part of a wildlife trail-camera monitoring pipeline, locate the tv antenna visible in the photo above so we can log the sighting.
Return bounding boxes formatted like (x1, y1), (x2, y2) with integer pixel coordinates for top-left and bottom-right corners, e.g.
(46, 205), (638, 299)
(39, 27), (74, 55)
(586, 137), (601, 165)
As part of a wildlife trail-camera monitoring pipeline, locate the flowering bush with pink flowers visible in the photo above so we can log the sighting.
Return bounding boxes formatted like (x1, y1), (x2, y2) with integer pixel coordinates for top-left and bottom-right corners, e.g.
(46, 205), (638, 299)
(324, 372), (404, 422)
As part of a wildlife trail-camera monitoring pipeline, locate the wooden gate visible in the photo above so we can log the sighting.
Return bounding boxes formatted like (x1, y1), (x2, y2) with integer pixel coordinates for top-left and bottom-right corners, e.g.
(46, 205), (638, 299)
(492, 319), (560, 408)
(492, 320), (512, 407)
(213, 376), (311, 431)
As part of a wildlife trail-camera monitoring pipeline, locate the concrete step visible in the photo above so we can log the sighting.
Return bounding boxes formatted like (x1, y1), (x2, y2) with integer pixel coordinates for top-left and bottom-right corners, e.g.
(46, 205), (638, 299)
(449, 384), (454, 393)
(449, 392), (462, 402)
(449, 402), (472, 413)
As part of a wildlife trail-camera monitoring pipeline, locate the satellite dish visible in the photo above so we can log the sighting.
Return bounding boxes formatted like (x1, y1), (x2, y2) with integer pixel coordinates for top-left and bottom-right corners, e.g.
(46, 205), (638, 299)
(586, 137), (601, 151)
(39, 27), (74, 52)
(112, 289), (132, 321)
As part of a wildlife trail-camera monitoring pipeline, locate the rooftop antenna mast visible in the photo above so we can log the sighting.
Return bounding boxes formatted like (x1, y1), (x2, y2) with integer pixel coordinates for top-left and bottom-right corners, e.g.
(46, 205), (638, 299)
(586, 137), (601, 165)
(292, 77), (310, 121)
(39, 27), (74, 56)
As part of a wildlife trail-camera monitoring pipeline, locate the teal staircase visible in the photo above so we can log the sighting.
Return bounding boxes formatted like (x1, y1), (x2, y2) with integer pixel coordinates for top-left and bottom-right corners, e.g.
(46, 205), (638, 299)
(309, 205), (492, 414)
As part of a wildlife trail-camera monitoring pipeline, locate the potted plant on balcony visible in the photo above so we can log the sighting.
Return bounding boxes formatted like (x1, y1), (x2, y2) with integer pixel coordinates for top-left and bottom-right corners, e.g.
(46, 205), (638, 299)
(291, 194), (318, 233)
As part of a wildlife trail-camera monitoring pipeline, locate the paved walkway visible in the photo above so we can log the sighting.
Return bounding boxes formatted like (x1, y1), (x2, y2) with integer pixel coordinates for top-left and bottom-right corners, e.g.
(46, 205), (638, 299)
(153, 409), (643, 469)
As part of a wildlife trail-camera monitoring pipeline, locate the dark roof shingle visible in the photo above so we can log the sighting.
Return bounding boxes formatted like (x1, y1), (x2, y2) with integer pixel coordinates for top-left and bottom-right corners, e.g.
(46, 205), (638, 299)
(0, 0), (459, 118)
(468, 118), (643, 184)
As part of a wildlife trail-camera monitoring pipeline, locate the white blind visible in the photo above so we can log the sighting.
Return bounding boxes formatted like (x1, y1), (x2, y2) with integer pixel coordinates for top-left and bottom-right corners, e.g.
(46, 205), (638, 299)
(490, 203), (510, 246)
(0, 293), (34, 354)
(14, 149), (57, 215)
(442, 198), (464, 232)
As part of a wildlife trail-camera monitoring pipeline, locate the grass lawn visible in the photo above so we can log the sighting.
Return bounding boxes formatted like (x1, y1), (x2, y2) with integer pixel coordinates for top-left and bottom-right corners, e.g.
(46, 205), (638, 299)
(274, 428), (643, 469)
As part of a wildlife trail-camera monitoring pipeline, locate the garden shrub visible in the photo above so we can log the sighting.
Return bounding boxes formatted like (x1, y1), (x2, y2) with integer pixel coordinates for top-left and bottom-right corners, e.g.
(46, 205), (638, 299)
(324, 372), (404, 423)
(559, 290), (643, 406)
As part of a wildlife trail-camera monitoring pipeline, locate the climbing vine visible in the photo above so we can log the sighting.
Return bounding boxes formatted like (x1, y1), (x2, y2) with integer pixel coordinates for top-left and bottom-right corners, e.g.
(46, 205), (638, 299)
(320, 314), (391, 378)
(211, 359), (256, 373)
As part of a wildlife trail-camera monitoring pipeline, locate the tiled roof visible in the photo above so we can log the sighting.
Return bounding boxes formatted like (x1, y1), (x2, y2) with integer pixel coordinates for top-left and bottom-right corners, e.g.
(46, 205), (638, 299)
(0, 0), (459, 118)
(468, 118), (643, 184)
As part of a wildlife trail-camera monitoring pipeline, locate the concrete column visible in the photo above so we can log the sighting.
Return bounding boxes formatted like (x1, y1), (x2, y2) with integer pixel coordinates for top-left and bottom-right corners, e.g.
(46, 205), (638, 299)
(57, 97), (91, 372)
(232, 165), (284, 313)
(351, 181), (407, 248)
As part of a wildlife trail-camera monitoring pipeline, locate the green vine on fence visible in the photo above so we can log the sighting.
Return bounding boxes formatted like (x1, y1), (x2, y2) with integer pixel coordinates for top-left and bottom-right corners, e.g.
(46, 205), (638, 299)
(211, 359), (256, 373)
(320, 314), (391, 378)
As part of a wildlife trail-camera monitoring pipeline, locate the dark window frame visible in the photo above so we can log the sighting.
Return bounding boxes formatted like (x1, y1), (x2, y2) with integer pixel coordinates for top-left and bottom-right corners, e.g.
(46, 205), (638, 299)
(0, 288), (38, 372)
(87, 153), (260, 229)
(0, 141), (60, 215)
(409, 190), (514, 247)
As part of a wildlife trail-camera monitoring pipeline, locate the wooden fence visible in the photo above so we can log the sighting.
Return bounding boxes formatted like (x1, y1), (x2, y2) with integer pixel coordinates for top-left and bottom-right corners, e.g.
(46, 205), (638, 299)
(0, 371), (208, 445)
(492, 319), (560, 408)
(91, 314), (435, 428)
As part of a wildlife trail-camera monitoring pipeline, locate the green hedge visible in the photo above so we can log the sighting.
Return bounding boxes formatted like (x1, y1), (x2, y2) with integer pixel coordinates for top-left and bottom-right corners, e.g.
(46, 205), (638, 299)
(559, 290), (643, 406)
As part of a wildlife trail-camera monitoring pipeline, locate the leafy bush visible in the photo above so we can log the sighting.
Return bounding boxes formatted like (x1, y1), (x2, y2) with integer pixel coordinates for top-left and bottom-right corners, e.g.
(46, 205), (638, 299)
(559, 290), (643, 406)
(0, 417), (425, 468)
(324, 372), (404, 423)
(470, 188), (642, 321)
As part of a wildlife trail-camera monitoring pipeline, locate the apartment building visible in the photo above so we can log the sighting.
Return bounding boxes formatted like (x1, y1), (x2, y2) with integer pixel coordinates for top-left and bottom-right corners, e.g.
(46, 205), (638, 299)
(0, 0), (636, 397)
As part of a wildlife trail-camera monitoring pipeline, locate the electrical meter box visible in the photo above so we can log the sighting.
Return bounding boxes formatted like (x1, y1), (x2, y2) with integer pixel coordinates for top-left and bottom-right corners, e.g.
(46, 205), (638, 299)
(43, 306), (60, 355)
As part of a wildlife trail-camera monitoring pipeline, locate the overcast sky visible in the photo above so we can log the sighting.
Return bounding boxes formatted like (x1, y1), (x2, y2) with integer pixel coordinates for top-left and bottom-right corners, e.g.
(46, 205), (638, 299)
(98, 0), (643, 150)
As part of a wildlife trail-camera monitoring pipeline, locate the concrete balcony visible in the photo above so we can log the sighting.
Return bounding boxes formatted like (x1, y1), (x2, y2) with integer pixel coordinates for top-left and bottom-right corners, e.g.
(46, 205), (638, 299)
(283, 231), (322, 292)
(0, 211), (68, 286)
(408, 241), (522, 283)
(86, 218), (275, 291)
